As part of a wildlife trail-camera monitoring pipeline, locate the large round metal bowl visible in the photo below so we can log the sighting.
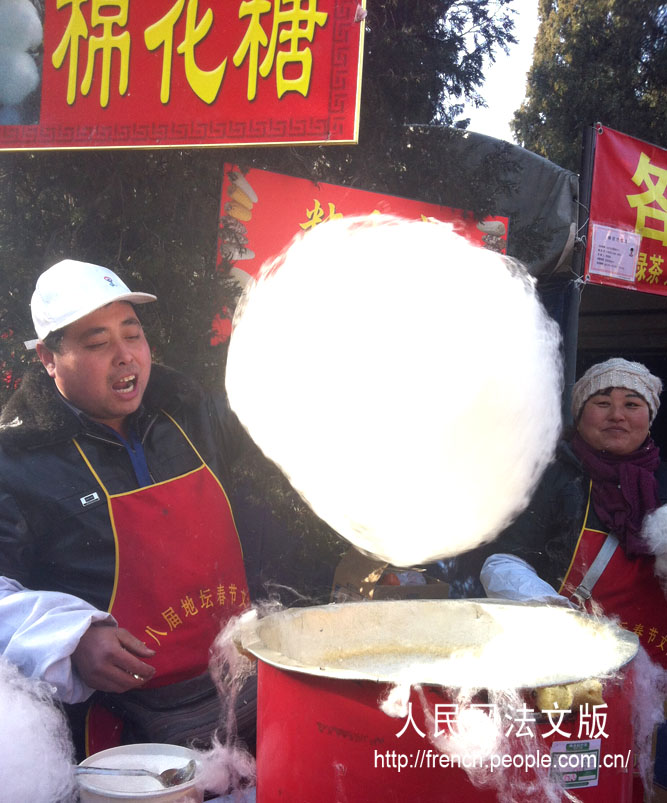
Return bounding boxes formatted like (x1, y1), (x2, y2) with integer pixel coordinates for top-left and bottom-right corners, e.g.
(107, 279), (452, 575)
(240, 598), (639, 689)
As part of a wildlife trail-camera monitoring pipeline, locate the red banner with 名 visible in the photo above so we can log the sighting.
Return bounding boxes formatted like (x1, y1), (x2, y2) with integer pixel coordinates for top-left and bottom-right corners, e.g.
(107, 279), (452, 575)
(0, 0), (365, 151)
(211, 166), (509, 344)
(584, 125), (667, 296)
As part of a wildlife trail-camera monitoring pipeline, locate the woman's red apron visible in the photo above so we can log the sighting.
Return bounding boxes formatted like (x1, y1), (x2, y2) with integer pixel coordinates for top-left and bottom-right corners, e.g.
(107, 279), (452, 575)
(559, 483), (667, 668)
(73, 413), (249, 753)
(559, 482), (667, 802)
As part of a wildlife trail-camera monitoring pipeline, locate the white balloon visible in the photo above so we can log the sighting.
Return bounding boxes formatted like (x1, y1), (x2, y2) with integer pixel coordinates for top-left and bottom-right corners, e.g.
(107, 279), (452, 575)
(226, 215), (563, 566)
(0, 47), (39, 105)
(0, 0), (43, 50)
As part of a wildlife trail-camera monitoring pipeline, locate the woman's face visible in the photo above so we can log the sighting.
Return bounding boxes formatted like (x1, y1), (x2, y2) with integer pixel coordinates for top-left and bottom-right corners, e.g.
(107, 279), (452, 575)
(577, 387), (651, 455)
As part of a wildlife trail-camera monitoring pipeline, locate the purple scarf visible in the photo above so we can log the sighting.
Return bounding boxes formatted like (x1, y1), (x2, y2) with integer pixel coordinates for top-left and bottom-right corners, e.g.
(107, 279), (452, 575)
(570, 432), (661, 556)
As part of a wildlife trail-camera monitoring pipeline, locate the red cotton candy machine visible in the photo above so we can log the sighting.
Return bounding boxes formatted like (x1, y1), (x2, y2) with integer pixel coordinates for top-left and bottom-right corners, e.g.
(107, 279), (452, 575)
(238, 598), (640, 803)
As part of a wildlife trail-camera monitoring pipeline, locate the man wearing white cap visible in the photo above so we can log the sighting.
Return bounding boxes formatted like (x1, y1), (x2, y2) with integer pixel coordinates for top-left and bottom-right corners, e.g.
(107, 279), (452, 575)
(0, 259), (254, 757)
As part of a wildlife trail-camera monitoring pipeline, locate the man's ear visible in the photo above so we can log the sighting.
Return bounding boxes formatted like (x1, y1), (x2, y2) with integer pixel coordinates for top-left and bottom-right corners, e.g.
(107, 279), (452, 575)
(35, 342), (57, 378)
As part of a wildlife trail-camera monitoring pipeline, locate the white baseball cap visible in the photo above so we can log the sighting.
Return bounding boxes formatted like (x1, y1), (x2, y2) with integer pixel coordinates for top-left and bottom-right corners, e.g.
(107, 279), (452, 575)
(30, 259), (157, 343)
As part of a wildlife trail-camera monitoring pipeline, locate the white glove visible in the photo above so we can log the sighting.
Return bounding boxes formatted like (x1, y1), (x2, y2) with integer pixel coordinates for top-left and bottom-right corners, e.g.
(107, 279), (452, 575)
(480, 554), (574, 607)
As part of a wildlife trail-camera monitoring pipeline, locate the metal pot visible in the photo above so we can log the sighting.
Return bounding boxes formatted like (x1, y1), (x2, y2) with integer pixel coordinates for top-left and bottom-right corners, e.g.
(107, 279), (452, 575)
(240, 598), (639, 803)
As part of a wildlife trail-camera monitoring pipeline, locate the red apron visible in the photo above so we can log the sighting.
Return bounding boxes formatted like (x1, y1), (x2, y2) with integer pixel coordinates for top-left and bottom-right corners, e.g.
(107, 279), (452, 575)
(73, 413), (249, 752)
(559, 483), (667, 802)
(559, 482), (667, 668)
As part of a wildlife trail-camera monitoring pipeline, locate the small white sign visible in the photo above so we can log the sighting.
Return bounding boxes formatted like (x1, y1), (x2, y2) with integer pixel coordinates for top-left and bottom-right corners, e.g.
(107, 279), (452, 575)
(588, 224), (641, 282)
(550, 739), (601, 789)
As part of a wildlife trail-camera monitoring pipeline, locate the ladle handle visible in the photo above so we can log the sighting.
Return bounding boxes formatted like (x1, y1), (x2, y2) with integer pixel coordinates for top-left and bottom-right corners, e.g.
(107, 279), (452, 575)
(76, 766), (157, 779)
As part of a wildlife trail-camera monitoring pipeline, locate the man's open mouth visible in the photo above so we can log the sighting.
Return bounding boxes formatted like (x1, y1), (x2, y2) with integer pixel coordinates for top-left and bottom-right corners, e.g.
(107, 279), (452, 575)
(112, 375), (136, 394)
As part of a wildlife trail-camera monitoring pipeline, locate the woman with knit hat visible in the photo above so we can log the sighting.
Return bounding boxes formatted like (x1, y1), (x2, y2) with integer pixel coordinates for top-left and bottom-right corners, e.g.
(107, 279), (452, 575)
(481, 357), (667, 800)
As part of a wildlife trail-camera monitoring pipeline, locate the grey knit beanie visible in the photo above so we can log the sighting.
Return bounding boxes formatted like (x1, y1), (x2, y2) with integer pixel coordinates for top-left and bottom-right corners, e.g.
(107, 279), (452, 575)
(571, 358), (663, 423)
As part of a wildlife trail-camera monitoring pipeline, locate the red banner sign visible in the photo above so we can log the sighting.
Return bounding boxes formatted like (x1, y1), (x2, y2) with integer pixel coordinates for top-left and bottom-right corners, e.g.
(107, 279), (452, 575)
(0, 0), (365, 151)
(212, 166), (509, 343)
(584, 126), (667, 296)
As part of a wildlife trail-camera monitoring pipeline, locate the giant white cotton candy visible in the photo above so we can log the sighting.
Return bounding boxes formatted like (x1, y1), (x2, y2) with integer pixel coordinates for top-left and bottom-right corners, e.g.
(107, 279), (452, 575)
(226, 215), (563, 566)
(0, 657), (76, 802)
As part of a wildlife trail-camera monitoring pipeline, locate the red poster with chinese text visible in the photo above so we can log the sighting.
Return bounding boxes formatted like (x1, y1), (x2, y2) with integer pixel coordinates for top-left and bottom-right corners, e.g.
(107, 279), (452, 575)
(211, 166), (509, 344)
(584, 126), (667, 296)
(0, 0), (365, 151)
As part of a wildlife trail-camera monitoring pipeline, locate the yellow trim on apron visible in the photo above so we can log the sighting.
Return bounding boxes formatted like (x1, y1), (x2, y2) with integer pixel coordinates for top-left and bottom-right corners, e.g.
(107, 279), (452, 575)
(84, 707), (91, 758)
(160, 412), (244, 558)
(72, 437), (119, 613)
(558, 480), (609, 594)
(161, 413), (240, 530)
(558, 479), (591, 595)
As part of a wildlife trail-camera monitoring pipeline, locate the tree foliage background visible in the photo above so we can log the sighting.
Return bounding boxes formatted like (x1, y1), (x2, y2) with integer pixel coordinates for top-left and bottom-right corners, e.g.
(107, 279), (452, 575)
(513, 0), (667, 173)
(0, 0), (518, 598)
